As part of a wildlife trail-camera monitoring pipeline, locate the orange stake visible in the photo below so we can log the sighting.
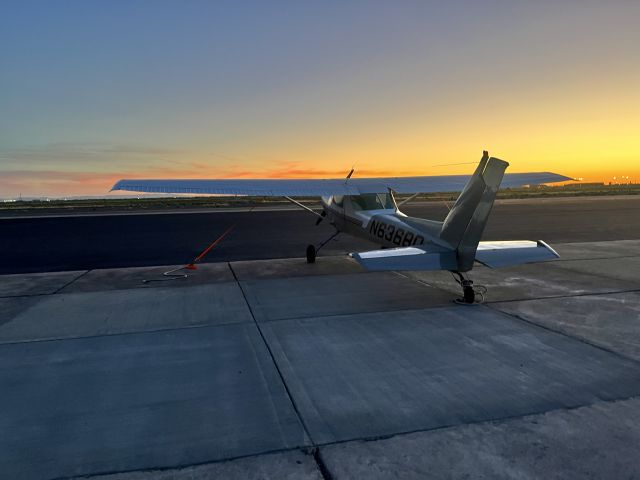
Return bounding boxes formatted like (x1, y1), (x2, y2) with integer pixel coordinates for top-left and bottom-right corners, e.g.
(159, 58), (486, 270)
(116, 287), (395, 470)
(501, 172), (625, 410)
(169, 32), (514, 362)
(185, 224), (235, 270)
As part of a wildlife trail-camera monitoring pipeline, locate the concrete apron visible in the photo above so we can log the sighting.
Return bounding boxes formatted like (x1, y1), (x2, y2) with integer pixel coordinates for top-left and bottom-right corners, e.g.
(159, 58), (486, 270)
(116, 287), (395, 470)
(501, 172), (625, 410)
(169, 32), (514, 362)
(0, 240), (638, 479)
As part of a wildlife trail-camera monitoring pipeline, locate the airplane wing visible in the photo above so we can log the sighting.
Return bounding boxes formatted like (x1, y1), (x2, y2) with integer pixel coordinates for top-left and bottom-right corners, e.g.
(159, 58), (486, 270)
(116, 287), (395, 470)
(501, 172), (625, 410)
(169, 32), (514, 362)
(111, 172), (571, 197)
(351, 240), (559, 271)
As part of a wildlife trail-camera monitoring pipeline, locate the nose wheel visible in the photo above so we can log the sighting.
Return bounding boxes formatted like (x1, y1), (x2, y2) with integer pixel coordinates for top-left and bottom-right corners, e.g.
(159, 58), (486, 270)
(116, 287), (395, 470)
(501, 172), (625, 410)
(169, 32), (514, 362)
(306, 244), (317, 264)
(306, 229), (340, 264)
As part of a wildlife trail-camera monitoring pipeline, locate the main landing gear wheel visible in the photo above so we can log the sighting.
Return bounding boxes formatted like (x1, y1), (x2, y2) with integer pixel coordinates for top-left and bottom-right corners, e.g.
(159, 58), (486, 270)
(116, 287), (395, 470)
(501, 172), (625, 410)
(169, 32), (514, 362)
(451, 271), (486, 305)
(460, 279), (476, 304)
(306, 244), (317, 264)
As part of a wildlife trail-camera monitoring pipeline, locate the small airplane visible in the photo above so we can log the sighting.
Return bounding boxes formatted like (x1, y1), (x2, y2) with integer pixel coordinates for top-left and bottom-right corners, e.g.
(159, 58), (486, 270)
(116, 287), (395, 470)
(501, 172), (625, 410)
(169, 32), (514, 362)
(112, 151), (572, 303)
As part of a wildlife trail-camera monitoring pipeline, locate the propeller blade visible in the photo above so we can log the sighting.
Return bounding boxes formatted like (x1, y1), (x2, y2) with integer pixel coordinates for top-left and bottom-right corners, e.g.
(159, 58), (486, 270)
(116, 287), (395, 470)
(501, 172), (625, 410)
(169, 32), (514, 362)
(315, 210), (327, 225)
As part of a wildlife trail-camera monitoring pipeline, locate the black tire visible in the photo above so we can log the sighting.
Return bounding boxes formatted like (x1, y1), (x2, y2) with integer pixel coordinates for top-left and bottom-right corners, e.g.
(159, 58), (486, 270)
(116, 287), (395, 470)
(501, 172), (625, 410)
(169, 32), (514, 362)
(463, 284), (475, 304)
(306, 244), (316, 264)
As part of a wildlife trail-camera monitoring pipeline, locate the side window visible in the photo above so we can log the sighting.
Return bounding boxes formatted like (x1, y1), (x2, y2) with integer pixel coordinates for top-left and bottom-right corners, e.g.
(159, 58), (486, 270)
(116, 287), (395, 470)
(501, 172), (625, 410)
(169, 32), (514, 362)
(350, 195), (365, 210)
(333, 195), (344, 208)
(349, 194), (393, 211)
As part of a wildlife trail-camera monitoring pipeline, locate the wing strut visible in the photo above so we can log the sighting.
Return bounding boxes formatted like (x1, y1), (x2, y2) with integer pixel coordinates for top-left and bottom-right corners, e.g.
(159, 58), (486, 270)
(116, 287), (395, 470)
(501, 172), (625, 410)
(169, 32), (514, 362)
(397, 192), (421, 207)
(283, 196), (324, 219)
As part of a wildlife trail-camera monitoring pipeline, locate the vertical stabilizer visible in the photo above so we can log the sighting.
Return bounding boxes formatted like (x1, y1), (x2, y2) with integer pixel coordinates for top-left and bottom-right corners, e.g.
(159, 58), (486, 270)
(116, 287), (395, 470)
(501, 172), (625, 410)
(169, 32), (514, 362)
(440, 151), (509, 271)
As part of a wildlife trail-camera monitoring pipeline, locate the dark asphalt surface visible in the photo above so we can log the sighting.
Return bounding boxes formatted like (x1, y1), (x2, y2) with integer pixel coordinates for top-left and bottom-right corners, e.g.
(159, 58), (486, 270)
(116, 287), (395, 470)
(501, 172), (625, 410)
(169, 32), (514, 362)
(1, 197), (639, 274)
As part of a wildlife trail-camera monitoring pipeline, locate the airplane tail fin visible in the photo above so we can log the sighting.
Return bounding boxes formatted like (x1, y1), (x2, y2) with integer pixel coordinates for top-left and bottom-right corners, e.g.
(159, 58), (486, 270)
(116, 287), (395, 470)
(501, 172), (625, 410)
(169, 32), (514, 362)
(440, 151), (509, 271)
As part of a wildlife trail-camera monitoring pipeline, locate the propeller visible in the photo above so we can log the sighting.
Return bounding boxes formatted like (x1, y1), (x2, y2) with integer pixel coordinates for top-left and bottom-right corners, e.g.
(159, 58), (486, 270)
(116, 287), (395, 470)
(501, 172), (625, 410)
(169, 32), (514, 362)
(317, 167), (353, 226)
(315, 211), (327, 226)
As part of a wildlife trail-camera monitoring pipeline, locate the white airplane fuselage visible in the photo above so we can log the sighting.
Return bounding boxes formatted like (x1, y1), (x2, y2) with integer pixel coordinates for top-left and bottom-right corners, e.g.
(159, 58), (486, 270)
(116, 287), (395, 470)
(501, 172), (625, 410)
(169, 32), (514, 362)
(320, 193), (446, 251)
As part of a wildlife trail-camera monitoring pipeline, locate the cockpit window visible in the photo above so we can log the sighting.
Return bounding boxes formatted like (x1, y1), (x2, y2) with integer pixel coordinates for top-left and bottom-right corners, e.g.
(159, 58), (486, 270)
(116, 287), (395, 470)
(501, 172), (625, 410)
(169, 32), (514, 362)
(333, 195), (344, 207)
(350, 193), (394, 211)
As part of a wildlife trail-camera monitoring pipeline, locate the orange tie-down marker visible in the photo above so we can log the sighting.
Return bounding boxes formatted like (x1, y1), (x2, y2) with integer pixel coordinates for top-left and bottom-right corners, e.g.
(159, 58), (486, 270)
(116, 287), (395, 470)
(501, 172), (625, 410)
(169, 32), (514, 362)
(184, 224), (235, 270)
(142, 225), (235, 283)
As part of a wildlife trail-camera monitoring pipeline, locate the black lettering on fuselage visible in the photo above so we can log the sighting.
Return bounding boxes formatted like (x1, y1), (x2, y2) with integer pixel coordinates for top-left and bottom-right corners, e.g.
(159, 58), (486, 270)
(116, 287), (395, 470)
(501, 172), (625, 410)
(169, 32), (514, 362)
(369, 220), (424, 246)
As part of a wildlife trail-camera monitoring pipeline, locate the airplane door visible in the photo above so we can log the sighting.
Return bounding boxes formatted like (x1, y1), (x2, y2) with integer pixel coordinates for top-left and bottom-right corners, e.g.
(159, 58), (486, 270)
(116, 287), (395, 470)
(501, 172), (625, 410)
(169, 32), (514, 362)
(328, 195), (346, 230)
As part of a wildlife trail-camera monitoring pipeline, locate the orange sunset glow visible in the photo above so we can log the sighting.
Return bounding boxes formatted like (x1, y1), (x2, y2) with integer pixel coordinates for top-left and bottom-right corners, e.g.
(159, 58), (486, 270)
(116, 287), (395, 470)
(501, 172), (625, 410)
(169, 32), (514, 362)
(1, 2), (639, 197)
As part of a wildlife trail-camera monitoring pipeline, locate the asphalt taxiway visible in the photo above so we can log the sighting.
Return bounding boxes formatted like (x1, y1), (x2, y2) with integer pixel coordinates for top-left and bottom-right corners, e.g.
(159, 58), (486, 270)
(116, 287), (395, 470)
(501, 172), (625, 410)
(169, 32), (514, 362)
(1, 236), (640, 479)
(2, 196), (640, 274)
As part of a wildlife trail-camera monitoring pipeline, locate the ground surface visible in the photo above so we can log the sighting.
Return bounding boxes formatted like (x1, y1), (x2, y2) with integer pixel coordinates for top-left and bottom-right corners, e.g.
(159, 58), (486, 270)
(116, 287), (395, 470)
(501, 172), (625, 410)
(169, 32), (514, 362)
(1, 232), (640, 478)
(1, 196), (639, 274)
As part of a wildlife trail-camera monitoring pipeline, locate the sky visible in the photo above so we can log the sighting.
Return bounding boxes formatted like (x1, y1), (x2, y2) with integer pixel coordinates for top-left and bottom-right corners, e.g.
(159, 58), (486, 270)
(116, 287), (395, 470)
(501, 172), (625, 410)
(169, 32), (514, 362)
(1, 0), (639, 197)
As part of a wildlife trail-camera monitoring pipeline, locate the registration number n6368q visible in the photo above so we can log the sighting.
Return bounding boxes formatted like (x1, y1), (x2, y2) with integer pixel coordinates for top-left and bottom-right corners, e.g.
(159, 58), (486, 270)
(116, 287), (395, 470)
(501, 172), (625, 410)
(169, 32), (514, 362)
(369, 220), (424, 246)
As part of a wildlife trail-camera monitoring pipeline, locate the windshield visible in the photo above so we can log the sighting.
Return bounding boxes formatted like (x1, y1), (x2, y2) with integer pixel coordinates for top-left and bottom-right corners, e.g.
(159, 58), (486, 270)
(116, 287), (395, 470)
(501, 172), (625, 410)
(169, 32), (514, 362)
(350, 193), (395, 211)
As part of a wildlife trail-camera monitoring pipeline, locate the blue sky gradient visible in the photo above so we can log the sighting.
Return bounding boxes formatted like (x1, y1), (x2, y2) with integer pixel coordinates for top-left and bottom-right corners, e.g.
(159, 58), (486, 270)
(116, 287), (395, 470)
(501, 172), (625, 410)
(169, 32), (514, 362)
(1, 1), (639, 195)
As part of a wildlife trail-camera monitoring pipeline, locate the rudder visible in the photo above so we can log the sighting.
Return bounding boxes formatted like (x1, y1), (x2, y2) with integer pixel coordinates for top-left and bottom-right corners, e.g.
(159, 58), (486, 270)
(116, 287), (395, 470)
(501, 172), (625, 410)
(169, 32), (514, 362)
(440, 151), (509, 271)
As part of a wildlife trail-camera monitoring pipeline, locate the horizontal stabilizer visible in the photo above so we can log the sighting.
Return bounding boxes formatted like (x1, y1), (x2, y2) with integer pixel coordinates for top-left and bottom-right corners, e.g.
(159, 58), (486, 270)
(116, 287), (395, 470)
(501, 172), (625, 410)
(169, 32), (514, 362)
(475, 240), (559, 268)
(351, 247), (457, 271)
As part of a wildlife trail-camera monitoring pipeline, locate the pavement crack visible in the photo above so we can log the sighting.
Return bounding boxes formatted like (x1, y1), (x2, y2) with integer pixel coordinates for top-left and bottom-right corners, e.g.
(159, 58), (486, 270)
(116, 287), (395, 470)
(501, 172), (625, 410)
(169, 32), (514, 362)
(0, 318), (254, 346)
(485, 302), (640, 365)
(0, 292), (50, 299)
(312, 447), (334, 480)
(228, 262), (316, 446)
(53, 270), (91, 294)
(486, 287), (640, 304)
(0, 270), (92, 299)
(393, 271), (460, 299)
